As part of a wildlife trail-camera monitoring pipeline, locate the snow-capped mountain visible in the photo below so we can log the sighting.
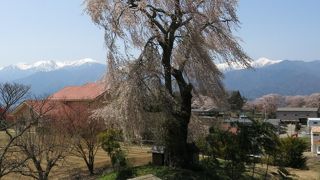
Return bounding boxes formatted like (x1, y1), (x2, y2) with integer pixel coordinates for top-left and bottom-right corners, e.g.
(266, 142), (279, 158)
(2, 57), (320, 99)
(251, 57), (282, 68)
(224, 59), (320, 99)
(0, 58), (106, 95)
(217, 57), (282, 72)
(1, 58), (103, 72)
(0, 57), (279, 80)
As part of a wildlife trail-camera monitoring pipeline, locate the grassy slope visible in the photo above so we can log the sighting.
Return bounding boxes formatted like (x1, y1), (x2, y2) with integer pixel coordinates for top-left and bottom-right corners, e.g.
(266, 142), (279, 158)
(99, 165), (222, 180)
(100, 154), (320, 180)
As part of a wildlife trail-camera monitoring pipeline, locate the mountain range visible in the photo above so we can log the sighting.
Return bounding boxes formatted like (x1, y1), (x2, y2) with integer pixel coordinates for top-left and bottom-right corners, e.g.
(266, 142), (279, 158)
(0, 58), (106, 95)
(223, 58), (320, 99)
(1, 58), (320, 99)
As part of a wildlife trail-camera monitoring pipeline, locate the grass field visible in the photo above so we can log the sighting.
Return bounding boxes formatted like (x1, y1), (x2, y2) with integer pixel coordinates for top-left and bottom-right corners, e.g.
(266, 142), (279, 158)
(1, 130), (320, 180)
(1, 141), (151, 180)
(0, 129), (151, 179)
(241, 152), (320, 180)
(99, 165), (218, 180)
(100, 153), (320, 180)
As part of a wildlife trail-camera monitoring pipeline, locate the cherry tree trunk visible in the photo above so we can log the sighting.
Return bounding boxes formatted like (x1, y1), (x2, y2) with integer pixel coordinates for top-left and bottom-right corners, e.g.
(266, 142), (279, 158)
(163, 68), (197, 168)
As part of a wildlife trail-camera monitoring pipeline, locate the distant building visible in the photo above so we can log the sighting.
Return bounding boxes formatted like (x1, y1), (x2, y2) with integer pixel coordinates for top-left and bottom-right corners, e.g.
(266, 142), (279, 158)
(191, 108), (225, 118)
(276, 107), (319, 124)
(0, 107), (14, 122)
(220, 116), (252, 134)
(0, 107), (6, 120)
(12, 82), (108, 130)
(49, 82), (107, 108)
(265, 119), (281, 133)
(311, 126), (320, 155)
(223, 116), (252, 124)
(308, 118), (320, 128)
(265, 119), (281, 127)
(220, 124), (238, 134)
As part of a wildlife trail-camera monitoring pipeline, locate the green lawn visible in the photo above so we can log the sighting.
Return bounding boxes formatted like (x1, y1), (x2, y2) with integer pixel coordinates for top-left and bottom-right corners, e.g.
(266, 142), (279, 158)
(99, 165), (227, 180)
(99, 158), (320, 180)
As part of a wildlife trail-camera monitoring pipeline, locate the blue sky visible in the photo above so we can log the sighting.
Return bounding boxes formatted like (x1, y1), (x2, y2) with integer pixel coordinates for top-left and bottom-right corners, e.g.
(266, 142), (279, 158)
(0, 0), (319, 67)
(237, 0), (320, 61)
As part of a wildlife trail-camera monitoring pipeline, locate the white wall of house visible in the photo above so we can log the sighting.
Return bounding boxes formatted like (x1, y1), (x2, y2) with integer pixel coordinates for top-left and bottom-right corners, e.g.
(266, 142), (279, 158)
(311, 130), (320, 154)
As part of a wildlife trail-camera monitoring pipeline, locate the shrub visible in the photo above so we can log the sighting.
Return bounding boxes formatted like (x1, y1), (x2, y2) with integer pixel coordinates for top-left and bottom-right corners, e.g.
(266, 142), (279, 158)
(99, 129), (127, 170)
(204, 126), (247, 179)
(274, 137), (307, 169)
(116, 167), (135, 180)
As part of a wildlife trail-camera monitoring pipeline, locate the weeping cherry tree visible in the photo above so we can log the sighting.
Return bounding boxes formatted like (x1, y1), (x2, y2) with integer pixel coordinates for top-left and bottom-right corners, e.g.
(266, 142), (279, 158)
(85, 0), (250, 167)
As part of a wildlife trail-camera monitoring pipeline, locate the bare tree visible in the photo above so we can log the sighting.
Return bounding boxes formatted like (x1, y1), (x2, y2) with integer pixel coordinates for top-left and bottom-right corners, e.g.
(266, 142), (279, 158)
(86, 0), (250, 167)
(304, 93), (320, 107)
(15, 100), (71, 180)
(248, 94), (285, 118)
(246, 93), (320, 115)
(0, 83), (30, 122)
(62, 104), (105, 175)
(0, 83), (30, 178)
(285, 95), (305, 107)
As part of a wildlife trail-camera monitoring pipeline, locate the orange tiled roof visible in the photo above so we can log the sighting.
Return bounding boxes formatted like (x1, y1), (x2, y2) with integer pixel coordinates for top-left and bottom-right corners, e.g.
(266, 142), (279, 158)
(49, 82), (107, 101)
(311, 126), (320, 133)
(221, 124), (238, 134)
(12, 82), (106, 122)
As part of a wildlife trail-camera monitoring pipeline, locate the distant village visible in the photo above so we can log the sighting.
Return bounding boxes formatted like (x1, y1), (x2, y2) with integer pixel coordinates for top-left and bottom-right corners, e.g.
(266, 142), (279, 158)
(0, 0), (319, 178)
(2, 79), (319, 179)
(193, 93), (320, 156)
(4, 82), (319, 158)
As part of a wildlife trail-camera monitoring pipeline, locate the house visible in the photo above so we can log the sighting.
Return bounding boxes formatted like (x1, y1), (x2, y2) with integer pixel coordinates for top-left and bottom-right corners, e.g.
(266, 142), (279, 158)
(311, 126), (320, 155)
(191, 108), (219, 117)
(307, 118), (320, 128)
(0, 107), (6, 120)
(49, 82), (108, 108)
(265, 119), (282, 134)
(11, 99), (76, 132)
(223, 116), (252, 124)
(12, 82), (108, 129)
(276, 107), (319, 124)
(265, 119), (281, 127)
(0, 107), (14, 122)
(12, 100), (71, 120)
(220, 123), (238, 134)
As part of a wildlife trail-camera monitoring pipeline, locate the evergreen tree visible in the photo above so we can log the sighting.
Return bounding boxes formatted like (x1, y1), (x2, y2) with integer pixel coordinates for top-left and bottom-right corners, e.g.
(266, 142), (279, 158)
(228, 91), (246, 111)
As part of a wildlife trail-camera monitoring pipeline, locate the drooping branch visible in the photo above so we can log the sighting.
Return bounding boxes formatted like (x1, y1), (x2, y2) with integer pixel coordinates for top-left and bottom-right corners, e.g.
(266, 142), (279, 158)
(141, 9), (167, 34)
(86, 0), (251, 151)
